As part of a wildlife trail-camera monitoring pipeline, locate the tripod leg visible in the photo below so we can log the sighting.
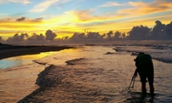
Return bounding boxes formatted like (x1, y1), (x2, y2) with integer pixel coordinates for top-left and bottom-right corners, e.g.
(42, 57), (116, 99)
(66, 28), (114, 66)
(128, 76), (134, 89)
(131, 76), (135, 88)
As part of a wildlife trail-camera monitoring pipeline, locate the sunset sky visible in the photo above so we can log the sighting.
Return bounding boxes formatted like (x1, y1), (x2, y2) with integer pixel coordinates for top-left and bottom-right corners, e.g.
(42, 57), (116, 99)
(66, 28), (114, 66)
(0, 0), (172, 39)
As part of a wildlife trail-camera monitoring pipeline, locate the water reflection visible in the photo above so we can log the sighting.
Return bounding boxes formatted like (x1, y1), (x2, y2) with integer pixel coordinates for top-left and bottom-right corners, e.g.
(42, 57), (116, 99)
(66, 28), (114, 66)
(0, 52), (57, 69)
(124, 92), (155, 103)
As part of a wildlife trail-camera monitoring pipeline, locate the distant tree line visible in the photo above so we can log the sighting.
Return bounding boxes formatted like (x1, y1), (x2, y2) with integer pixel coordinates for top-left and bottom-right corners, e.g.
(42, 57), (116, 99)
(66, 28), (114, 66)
(0, 20), (172, 44)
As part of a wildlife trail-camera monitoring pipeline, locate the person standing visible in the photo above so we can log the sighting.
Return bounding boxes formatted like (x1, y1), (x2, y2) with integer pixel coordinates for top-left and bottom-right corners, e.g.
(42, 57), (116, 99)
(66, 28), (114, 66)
(134, 52), (154, 96)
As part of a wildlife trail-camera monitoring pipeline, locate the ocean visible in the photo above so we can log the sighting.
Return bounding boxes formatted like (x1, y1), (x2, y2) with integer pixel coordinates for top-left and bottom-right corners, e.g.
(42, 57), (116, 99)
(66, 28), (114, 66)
(0, 40), (172, 103)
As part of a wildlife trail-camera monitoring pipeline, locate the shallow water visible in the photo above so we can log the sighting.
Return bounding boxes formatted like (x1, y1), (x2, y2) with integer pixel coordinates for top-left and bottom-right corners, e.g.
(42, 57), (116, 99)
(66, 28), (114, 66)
(1, 45), (172, 103)
(0, 52), (57, 69)
(0, 52), (59, 102)
(22, 46), (172, 102)
(54, 46), (172, 102)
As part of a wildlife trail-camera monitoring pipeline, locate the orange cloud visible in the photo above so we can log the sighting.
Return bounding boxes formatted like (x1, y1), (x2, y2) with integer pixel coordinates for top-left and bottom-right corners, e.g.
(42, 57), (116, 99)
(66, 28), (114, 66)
(118, 1), (172, 16)
(0, 17), (44, 37)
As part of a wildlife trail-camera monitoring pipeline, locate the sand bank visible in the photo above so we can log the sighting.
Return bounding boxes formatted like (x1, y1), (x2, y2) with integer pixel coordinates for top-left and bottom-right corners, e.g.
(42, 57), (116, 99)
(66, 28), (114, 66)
(0, 43), (73, 59)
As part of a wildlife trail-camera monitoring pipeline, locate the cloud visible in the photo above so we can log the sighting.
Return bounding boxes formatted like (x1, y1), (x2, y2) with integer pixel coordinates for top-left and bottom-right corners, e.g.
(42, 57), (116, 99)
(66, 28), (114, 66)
(65, 10), (94, 21)
(0, 16), (43, 22)
(128, 1), (147, 7)
(0, 0), (8, 4)
(57, 0), (71, 6)
(0, 0), (32, 4)
(29, 0), (73, 13)
(0, 17), (44, 34)
(29, 0), (60, 12)
(128, 25), (151, 40)
(126, 1), (172, 14)
(16, 17), (26, 21)
(64, 9), (113, 24)
(6, 33), (29, 41)
(32, 17), (44, 22)
(9, 0), (32, 4)
(30, 0), (70, 12)
(45, 30), (57, 40)
(28, 33), (45, 41)
(100, 1), (122, 7)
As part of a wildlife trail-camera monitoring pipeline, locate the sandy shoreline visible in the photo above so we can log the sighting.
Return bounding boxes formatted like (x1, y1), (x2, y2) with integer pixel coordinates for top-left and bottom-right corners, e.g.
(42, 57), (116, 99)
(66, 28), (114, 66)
(0, 43), (73, 60)
(0, 44), (73, 102)
(1, 44), (172, 103)
(16, 52), (134, 103)
(17, 64), (118, 103)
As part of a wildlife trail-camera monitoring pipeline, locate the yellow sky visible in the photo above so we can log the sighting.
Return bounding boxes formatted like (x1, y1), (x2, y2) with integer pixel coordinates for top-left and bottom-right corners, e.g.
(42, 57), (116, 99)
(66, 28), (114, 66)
(0, 0), (172, 39)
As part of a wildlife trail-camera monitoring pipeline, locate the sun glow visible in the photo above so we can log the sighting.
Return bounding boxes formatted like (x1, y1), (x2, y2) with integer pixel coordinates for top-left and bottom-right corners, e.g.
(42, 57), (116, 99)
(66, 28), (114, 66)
(0, 0), (172, 40)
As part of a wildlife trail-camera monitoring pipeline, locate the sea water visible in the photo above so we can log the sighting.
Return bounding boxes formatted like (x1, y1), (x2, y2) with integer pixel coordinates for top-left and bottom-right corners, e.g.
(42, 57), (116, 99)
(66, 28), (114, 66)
(0, 40), (172, 102)
(0, 52), (57, 69)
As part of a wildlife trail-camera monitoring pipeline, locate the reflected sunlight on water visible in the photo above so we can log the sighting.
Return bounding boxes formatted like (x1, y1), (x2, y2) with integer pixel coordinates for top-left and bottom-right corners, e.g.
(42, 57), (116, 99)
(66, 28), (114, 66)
(0, 45), (172, 103)
(0, 52), (57, 69)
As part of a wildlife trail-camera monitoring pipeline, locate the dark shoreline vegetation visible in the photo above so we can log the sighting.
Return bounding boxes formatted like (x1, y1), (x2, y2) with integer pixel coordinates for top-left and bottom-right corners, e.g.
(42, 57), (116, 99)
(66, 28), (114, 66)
(0, 43), (73, 59)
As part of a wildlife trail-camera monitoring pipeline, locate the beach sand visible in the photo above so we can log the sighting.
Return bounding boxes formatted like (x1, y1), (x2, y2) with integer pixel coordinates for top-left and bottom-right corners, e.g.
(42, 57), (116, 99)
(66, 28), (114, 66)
(0, 44), (72, 103)
(1, 45), (172, 103)
(0, 63), (45, 103)
(16, 47), (136, 103)
(17, 63), (125, 103)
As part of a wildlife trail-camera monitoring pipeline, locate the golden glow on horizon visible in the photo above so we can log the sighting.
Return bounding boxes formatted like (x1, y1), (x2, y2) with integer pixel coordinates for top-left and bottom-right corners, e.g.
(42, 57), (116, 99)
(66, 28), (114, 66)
(0, 1), (172, 39)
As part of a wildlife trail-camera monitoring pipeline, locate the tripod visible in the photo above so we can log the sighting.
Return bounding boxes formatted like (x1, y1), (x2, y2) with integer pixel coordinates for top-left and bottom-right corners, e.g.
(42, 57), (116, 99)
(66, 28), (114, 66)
(128, 69), (137, 89)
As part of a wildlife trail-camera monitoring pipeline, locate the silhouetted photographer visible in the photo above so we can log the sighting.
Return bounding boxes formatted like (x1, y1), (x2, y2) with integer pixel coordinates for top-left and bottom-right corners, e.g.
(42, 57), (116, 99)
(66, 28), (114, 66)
(134, 52), (154, 96)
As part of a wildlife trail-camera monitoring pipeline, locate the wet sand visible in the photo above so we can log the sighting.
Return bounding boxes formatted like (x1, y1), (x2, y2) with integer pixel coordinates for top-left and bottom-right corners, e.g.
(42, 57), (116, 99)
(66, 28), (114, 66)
(0, 44), (73, 102)
(17, 63), (122, 103)
(16, 49), (136, 103)
(0, 63), (45, 103)
(1, 45), (172, 103)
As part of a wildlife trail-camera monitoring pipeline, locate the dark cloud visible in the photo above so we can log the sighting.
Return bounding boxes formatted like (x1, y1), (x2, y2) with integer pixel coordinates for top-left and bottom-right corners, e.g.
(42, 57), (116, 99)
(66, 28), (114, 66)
(3, 20), (172, 44)
(16, 17), (26, 21)
(114, 31), (122, 39)
(106, 31), (113, 40)
(86, 32), (103, 40)
(32, 17), (43, 22)
(151, 20), (165, 39)
(7, 33), (29, 41)
(164, 21), (172, 39)
(45, 30), (57, 40)
(127, 25), (151, 40)
(28, 33), (44, 41)
(104, 31), (125, 40)
(70, 32), (86, 40)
